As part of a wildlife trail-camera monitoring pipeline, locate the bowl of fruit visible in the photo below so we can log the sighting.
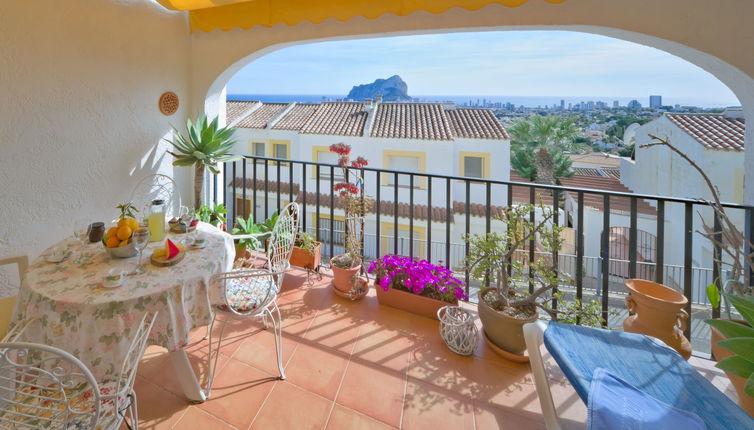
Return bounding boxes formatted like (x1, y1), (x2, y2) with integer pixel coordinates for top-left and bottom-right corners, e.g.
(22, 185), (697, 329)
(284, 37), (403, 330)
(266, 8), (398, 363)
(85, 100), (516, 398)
(103, 203), (140, 258)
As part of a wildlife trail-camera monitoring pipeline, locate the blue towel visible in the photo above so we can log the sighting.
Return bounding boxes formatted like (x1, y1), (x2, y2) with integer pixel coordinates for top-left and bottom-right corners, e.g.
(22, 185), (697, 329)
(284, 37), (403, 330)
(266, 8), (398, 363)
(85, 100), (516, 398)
(588, 368), (705, 430)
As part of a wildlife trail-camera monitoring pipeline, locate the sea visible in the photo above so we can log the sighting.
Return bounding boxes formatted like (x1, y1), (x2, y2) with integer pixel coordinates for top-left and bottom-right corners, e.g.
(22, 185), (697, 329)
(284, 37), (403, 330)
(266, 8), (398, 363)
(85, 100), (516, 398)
(227, 94), (731, 108)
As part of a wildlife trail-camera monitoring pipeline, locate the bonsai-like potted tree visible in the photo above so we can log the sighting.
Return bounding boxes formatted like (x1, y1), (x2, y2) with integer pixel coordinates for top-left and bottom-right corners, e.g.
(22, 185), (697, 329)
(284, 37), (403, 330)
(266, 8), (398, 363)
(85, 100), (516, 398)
(327, 143), (370, 299)
(167, 115), (241, 210)
(465, 203), (603, 360)
(368, 255), (467, 320)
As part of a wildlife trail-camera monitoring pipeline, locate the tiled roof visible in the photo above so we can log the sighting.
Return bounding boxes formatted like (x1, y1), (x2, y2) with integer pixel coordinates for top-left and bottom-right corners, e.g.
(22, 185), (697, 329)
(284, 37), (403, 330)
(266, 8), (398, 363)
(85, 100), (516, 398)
(447, 108), (510, 140)
(300, 102), (367, 136)
(666, 113), (745, 151)
(226, 101), (259, 125)
(227, 101), (509, 140)
(571, 167), (622, 179)
(509, 171), (655, 215)
(229, 178), (300, 195)
(272, 104), (319, 131)
(235, 103), (288, 129)
(370, 103), (453, 140)
(567, 153), (622, 167)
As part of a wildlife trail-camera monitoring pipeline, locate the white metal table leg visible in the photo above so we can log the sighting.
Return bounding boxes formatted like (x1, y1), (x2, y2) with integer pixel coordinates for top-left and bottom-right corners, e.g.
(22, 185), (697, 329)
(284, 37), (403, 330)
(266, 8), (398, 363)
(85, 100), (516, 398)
(169, 348), (207, 403)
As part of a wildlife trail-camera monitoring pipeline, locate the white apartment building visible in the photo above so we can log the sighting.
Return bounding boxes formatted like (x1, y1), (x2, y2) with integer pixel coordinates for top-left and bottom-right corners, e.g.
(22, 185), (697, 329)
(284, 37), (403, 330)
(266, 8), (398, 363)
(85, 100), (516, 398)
(223, 99), (511, 266)
(620, 108), (746, 288)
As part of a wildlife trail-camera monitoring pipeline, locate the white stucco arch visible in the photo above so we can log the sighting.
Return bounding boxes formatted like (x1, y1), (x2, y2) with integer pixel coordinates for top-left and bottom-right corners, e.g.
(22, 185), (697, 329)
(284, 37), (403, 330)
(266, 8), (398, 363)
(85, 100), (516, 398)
(188, 0), (754, 204)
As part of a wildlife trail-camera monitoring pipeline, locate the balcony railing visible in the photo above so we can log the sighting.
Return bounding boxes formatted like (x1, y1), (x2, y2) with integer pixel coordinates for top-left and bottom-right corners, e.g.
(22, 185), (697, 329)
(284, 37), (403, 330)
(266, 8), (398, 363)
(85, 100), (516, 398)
(212, 155), (754, 343)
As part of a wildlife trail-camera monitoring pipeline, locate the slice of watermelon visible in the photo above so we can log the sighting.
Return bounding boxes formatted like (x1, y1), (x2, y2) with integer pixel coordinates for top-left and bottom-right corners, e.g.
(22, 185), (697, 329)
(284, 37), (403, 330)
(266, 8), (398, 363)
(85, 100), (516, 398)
(166, 238), (181, 259)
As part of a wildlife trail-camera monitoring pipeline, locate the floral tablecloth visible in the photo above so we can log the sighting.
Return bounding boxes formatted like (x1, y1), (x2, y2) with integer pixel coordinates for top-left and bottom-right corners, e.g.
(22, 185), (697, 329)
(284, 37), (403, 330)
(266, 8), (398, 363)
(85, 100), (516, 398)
(11, 222), (235, 381)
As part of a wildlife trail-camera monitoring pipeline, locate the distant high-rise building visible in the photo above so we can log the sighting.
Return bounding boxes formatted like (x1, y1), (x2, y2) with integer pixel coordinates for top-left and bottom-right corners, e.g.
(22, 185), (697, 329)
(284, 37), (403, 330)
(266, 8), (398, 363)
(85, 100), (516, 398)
(650, 95), (662, 108)
(613, 100), (620, 108)
(628, 100), (642, 109)
(560, 99), (565, 110)
(596, 101), (607, 109)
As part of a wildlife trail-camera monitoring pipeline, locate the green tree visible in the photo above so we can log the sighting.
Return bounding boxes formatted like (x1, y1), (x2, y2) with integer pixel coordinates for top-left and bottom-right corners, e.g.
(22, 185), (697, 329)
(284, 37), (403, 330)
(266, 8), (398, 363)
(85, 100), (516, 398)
(509, 115), (579, 184)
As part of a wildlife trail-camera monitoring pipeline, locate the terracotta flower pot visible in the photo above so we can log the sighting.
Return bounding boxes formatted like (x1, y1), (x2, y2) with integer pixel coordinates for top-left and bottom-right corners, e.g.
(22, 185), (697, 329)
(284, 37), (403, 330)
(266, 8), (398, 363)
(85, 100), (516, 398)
(711, 320), (754, 417)
(330, 255), (361, 293)
(333, 277), (369, 301)
(290, 243), (321, 270)
(478, 288), (537, 356)
(623, 279), (692, 359)
(374, 281), (457, 320)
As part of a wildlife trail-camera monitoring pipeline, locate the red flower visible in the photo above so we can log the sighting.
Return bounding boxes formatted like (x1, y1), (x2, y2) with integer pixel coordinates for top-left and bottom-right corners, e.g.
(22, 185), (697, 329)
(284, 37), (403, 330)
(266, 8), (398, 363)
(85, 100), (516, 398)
(329, 143), (351, 156)
(351, 156), (368, 168)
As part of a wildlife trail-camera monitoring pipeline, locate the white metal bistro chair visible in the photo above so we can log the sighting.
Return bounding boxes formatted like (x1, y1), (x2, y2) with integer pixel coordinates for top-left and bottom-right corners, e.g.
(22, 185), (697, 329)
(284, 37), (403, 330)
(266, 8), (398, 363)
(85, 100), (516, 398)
(129, 174), (181, 219)
(204, 203), (299, 394)
(0, 312), (157, 430)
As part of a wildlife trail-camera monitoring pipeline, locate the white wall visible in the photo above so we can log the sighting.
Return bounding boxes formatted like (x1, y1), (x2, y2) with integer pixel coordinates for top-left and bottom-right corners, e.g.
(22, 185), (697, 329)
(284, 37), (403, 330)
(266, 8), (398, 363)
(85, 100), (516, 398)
(0, 1), (191, 296)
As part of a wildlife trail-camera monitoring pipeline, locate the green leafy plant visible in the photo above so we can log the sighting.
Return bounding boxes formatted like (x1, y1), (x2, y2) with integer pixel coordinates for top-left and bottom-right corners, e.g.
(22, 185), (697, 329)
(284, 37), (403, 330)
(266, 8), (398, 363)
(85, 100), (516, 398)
(295, 232), (319, 254)
(116, 202), (139, 220)
(706, 295), (754, 397)
(167, 115), (241, 210)
(193, 204), (227, 228)
(508, 115), (580, 185)
(232, 215), (264, 253)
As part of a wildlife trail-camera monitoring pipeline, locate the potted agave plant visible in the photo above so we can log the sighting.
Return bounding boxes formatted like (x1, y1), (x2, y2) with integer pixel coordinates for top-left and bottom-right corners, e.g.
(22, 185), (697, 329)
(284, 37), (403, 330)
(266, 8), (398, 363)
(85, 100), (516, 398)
(368, 255), (467, 320)
(643, 135), (754, 415)
(193, 203), (228, 229)
(327, 143), (370, 300)
(290, 231), (322, 271)
(465, 203), (603, 360)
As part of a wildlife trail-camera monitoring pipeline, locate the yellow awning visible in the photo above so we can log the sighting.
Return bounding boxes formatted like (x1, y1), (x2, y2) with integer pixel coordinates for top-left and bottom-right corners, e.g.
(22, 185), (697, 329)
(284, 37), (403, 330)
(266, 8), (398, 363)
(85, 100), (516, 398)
(160, 0), (566, 33)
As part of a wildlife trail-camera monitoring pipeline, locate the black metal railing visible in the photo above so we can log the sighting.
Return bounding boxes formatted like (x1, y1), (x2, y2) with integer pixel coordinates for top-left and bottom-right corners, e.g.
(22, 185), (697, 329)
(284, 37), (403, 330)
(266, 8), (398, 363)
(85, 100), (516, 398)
(213, 155), (754, 342)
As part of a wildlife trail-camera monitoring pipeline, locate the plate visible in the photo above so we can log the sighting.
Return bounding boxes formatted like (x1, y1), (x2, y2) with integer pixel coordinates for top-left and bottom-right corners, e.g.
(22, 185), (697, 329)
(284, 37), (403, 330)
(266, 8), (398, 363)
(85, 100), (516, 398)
(103, 269), (126, 288)
(45, 251), (72, 263)
(150, 250), (185, 267)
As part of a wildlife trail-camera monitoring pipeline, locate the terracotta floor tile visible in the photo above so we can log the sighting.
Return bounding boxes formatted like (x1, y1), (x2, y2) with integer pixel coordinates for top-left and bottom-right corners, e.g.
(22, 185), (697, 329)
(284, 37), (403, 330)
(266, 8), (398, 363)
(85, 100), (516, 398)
(173, 406), (235, 429)
(336, 361), (406, 427)
(186, 315), (264, 359)
(154, 350), (231, 398)
(473, 400), (546, 430)
(326, 404), (397, 430)
(250, 381), (332, 430)
(351, 321), (412, 373)
(303, 306), (363, 354)
(402, 379), (474, 430)
(285, 342), (350, 400)
(132, 377), (189, 430)
(197, 358), (278, 429)
(231, 326), (298, 376)
(136, 345), (170, 380)
(408, 338), (532, 404)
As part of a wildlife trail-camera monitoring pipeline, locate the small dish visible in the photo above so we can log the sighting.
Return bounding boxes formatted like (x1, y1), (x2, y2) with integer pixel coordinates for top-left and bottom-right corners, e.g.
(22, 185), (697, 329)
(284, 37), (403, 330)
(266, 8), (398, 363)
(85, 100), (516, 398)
(103, 268), (126, 288)
(45, 248), (71, 263)
(189, 236), (207, 249)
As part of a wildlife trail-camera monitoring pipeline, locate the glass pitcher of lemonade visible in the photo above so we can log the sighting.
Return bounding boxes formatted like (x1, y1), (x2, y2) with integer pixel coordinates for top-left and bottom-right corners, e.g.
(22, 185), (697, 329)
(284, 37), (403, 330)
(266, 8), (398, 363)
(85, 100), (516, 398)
(148, 199), (166, 242)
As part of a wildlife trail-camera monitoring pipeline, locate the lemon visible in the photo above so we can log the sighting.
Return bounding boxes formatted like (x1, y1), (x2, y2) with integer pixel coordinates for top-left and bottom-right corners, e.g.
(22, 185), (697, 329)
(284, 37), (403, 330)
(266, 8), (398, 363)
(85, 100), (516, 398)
(118, 239), (130, 247)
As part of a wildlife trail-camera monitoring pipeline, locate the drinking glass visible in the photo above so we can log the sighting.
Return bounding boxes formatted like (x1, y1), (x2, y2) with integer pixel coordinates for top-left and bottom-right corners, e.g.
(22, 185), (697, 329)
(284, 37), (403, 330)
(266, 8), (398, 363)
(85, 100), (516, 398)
(73, 220), (90, 264)
(178, 206), (191, 245)
(131, 227), (151, 274)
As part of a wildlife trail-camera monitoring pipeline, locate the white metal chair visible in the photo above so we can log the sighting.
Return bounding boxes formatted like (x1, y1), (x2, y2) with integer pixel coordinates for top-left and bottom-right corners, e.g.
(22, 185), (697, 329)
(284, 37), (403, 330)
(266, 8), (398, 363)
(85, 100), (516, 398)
(129, 174), (181, 219)
(0, 312), (157, 430)
(205, 203), (299, 392)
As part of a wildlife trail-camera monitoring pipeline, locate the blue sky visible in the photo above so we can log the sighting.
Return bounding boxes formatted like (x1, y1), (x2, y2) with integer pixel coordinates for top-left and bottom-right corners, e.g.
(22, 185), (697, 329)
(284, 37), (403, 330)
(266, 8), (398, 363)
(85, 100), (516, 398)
(228, 31), (739, 107)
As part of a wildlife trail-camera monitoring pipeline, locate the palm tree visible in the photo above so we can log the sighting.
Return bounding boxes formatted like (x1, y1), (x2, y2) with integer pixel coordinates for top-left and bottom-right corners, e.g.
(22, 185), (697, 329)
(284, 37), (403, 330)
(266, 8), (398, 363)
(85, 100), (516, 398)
(168, 115), (241, 209)
(509, 115), (580, 184)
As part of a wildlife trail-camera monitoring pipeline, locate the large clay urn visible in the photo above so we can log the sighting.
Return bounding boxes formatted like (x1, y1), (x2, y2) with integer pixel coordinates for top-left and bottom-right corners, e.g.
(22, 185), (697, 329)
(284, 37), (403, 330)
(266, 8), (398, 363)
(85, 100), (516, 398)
(711, 320), (754, 417)
(623, 279), (692, 359)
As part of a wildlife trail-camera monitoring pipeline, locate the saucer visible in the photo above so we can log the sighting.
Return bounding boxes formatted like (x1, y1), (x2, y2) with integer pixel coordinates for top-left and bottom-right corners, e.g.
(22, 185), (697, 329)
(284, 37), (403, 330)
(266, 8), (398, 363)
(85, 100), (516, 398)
(45, 251), (71, 263)
(103, 268), (126, 288)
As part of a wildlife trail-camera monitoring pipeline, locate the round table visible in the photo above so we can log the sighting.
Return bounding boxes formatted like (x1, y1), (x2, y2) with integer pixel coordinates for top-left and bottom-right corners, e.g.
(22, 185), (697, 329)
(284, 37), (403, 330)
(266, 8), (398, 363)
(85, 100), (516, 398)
(11, 222), (235, 402)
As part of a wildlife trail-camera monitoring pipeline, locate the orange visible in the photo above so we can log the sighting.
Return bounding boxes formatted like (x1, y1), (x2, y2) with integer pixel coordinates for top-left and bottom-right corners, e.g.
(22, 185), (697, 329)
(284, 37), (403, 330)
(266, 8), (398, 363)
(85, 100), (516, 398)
(116, 226), (132, 241)
(106, 235), (120, 248)
(126, 218), (139, 232)
(107, 227), (119, 237)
